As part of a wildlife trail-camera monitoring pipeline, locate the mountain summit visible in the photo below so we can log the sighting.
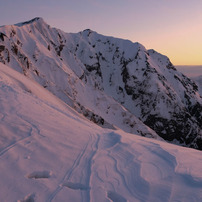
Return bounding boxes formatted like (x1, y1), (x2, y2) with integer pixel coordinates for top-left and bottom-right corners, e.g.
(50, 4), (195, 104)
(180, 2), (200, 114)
(0, 18), (202, 149)
(14, 17), (44, 27)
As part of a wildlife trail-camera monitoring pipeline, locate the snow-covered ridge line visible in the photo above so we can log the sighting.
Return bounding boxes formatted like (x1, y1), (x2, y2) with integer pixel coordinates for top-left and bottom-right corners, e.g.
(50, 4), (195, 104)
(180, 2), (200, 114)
(0, 17), (202, 149)
(14, 17), (43, 27)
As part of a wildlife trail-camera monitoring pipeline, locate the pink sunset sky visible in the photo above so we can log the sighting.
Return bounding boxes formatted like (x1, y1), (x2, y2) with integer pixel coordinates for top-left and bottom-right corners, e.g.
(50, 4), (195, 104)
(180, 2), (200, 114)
(1, 0), (202, 65)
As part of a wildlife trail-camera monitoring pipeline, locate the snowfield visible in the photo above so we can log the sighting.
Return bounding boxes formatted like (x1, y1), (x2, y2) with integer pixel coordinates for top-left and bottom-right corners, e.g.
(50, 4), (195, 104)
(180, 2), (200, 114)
(1, 63), (202, 201)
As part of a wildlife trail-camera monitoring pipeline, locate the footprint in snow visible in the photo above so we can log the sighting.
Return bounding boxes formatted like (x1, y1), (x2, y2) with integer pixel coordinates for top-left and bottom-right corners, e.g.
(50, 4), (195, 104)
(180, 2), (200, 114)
(107, 191), (127, 202)
(63, 181), (90, 190)
(17, 193), (35, 202)
(26, 170), (52, 179)
(24, 155), (31, 159)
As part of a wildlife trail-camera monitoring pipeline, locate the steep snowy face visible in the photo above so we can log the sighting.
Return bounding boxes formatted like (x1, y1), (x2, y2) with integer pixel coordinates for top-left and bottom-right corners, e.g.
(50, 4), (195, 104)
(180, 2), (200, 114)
(66, 30), (202, 148)
(0, 18), (159, 140)
(0, 18), (202, 149)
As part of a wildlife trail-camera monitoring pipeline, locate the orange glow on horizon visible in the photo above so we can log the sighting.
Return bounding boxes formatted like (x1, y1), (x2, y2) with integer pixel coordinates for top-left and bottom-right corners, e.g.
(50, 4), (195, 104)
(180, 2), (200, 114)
(1, 0), (202, 66)
(130, 16), (202, 66)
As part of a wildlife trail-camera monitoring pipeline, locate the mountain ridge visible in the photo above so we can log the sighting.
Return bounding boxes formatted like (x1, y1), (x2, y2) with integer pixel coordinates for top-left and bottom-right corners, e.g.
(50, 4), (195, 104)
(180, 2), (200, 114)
(0, 17), (202, 149)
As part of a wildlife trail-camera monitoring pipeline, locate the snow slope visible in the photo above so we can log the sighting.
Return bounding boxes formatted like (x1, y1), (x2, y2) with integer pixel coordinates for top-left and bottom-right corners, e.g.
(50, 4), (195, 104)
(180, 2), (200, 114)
(1, 62), (202, 201)
(0, 18), (201, 149)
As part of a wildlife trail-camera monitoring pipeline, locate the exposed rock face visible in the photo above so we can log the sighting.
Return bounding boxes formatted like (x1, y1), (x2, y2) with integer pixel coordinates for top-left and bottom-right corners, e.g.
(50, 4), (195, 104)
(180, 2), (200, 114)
(0, 18), (202, 149)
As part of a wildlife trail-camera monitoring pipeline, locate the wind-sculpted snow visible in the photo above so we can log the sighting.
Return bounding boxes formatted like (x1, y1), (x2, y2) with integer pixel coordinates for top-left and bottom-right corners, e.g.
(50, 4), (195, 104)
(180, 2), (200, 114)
(0, 17), (201, 149)
(1, 63), (202, 201)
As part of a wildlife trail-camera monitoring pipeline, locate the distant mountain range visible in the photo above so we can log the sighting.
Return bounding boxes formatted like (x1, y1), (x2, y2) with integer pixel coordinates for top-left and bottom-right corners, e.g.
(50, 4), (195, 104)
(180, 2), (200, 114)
(0, 17), (202, 149)
(176, 65), (202, 77)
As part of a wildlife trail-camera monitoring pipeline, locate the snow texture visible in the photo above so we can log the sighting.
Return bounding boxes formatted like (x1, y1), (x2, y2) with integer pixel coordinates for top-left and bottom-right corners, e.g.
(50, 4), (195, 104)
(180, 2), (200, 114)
(0, 63), (202, 201)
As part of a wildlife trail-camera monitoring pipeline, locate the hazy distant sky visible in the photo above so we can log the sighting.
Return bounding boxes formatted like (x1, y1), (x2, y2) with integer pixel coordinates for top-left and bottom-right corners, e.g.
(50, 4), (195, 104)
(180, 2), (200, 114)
(176, 65), (202, 77)
(0, 0), (202, 65)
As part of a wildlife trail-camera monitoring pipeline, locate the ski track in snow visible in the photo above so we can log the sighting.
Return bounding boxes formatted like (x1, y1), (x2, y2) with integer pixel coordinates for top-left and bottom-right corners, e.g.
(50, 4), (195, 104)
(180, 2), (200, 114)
(52, 133), (100, 202)
(48, 133), (97, 201)
(0, 128), (32, 157)
(0, 108), (33, 158)
(0, 102), (45, 158)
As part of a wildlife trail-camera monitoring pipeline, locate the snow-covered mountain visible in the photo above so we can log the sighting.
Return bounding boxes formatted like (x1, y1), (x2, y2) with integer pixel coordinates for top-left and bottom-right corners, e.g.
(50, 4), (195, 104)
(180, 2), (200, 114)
(175, 65), (202, 96)
(1, 62), (202, 202)
(0, 17), (202, 149)
(192, 76), (202, 97)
